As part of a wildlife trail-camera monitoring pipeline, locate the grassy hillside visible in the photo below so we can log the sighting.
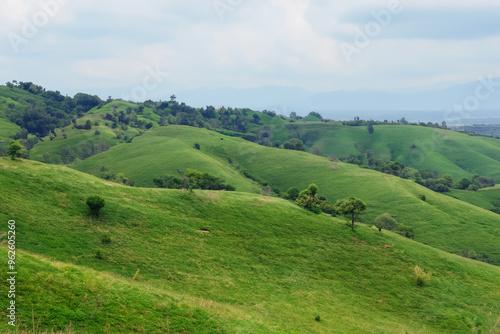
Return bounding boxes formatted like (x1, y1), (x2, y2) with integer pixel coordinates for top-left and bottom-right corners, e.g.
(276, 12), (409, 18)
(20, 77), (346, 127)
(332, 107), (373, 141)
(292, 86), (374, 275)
(0, 249), (226, 333)
(74, 127), (261, 192)
(0, 118), (20, 154)
(29, 116), (142, 164)
(1, 158), (500, 333)
(271, 123), (500, 182)
(75, 126), (500, 265)
(448, 186), (500, 213)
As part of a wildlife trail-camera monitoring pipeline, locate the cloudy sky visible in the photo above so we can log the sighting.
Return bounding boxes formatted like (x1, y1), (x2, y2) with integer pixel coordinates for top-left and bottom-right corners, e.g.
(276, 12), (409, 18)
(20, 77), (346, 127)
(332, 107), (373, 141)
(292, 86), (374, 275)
(1, 0), (500, 100)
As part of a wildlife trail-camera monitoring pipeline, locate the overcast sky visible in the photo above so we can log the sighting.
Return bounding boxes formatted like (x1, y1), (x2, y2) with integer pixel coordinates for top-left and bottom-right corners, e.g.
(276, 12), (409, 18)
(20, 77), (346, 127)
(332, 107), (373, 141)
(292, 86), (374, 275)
(1, 0), (500, 100)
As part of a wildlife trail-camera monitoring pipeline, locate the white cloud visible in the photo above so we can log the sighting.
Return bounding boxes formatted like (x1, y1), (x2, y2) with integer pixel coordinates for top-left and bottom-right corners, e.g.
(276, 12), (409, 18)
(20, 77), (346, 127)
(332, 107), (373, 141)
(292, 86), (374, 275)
(1, 0), (499, 95)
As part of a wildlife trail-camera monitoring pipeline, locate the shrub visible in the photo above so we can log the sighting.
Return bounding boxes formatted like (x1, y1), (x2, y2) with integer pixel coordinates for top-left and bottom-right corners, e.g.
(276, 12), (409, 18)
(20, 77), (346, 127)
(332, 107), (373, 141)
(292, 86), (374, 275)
(395, 224), (414, 239)
(413, 265), (431, 286)
(86, 196), (105, 217)
(194, 143), (200, 150)
(101, 234), (111, 245)
(468, 183), (479, 191)
(283, 187), (300, 201)
(420, 195), (426, 201)
(374, 213), (398, 232)
(95, 250), (104, 260)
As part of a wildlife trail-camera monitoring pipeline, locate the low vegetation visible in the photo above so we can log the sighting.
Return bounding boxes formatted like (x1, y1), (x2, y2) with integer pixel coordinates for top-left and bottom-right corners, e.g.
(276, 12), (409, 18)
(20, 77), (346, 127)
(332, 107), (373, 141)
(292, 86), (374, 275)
(1, 158), (500, 333)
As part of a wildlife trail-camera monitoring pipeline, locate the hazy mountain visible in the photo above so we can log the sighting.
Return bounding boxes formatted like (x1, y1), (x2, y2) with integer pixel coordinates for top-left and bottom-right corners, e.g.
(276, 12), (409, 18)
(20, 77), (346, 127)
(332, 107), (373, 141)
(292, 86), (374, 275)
(175, 78), (500, 124)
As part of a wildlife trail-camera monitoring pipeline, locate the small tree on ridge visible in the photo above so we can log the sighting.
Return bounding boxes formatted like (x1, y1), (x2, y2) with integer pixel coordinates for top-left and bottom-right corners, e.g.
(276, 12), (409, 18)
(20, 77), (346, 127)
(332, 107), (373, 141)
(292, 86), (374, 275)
(334, 197), (367, 231)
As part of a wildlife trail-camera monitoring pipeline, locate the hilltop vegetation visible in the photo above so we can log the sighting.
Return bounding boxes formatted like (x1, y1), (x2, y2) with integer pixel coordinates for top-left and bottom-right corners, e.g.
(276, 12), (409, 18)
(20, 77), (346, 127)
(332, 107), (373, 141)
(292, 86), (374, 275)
(1, 158), (500, 333)
(2, 81), (500, 188)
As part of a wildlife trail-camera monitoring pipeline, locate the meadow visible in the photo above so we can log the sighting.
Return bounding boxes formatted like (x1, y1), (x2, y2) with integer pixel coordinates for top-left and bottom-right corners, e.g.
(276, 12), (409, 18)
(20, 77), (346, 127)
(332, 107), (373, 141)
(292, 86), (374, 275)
(75, 126), (500, 265)
(1, 158), (500, 333)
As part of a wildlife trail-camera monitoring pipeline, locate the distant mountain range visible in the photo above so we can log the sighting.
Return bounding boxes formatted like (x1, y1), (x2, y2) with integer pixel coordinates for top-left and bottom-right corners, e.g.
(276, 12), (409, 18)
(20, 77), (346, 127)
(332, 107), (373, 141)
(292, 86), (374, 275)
(174, 78), (500, 125)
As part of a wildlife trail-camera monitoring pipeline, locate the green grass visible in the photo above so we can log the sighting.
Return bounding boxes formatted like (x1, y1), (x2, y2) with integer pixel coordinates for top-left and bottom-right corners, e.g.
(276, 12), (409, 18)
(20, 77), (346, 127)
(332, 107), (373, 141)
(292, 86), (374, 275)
(447, 186), (500, 213)
(29, 115), (142, 164)
(0, 249), (227, 333)
(74, 126), (261, 192)
(1, 158), (500, 333)
(0, 118), (20, 141)
(75, 126), (500, 265)
(271, 123), (500, 182)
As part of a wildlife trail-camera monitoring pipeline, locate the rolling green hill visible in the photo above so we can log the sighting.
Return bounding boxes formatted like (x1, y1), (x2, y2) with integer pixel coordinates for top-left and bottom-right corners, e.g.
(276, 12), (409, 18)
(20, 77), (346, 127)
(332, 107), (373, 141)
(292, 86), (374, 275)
(448, 186), (500, 214)
(1, 158), (500, 333)
(74, 126), (500, 265)
(271, 123), (500, 182)
(0, 249), (226, 333)
(74, 126), (261, 192)
(28, 115), (143, 164)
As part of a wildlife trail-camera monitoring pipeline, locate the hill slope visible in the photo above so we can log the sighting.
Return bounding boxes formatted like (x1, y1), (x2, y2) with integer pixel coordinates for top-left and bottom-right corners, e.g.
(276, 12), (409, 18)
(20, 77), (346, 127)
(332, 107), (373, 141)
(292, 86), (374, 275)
(447, 186), (500, 214)
(1, 158), (500, 333)
(271, 123), (500, 182)
(75, 126), (500, 265)
(74, 126), (261, 192)
(0, 249), (226, 333)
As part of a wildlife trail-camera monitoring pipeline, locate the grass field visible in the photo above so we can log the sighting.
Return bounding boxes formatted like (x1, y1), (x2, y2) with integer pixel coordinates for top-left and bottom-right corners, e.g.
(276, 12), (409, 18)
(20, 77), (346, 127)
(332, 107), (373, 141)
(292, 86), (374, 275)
(74, 127), (261, 192)
(74, 126), (500, 265)
(1, 158), (500, 333)
(271, 123), (500, 182)
(448, 186), (500, 213)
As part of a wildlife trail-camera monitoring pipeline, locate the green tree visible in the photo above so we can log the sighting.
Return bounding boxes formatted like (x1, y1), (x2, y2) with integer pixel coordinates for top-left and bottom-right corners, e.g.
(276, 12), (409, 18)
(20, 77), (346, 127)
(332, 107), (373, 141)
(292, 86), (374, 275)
(284, 187), (300, 201)
(296, 184), (320, 213)
(7, 141), (22, 160)
(334, 197), (367, 231)
(440, 174), (454, 188)
(86, 196), (105, 217)
(374, 213), (398, 232)
(456, 178), (472, 190)
(283, 138), (305, 151)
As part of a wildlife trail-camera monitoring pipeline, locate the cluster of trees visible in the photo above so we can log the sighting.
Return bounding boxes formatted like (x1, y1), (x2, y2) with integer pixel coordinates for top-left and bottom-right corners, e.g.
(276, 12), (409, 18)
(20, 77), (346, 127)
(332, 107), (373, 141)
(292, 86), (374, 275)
(5, 81), (103, 138)
(286, 183), (416, 237)
(416, 173), (495, 192)
(153, 169), (235, 191)
(340, 151), (496, 193)
(103, 108), (154, 130)
(341, 117), (448, 130)
(416, 173), (455, 192)
(99, 166), (134, 186)
(286, 184), (368, 231)
(282, 138), (305, 151)
(287, 184), (336, 215)
(340, 152), (413, 179)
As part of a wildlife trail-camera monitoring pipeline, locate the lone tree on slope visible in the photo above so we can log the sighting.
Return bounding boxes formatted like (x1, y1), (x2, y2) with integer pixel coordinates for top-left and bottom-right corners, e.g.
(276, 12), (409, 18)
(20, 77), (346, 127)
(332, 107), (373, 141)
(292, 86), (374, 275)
(334, 197), (367, 231)
(374, 213), (398, 232)
(7, 141), (22, 160)
(86, 196), (105, 217)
